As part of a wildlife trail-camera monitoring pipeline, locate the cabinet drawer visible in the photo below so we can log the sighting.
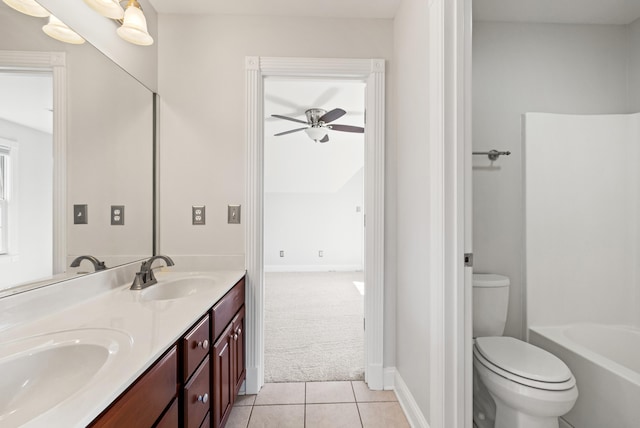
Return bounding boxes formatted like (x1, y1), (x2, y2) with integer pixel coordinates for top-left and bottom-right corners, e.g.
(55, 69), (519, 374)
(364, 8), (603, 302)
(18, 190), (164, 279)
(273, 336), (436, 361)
(91, 346), (178, 428)
(212, 278), (245, 340)
(184, 358), (211, 428)
(182, 314), (210, 381)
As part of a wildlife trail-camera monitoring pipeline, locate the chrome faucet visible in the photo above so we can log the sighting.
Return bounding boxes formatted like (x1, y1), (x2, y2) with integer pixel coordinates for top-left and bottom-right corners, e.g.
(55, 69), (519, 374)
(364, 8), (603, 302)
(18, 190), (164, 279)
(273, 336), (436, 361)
(130, 255), (175, 290)
(70, 255), (107, 272)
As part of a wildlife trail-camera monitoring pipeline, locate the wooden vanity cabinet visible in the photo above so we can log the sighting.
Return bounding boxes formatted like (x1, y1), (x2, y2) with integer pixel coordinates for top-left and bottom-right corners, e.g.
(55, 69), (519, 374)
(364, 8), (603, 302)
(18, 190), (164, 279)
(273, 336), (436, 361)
(89, 276), (246, 428)
(212, 278), (246, 428)
(90, 346), (178, 428)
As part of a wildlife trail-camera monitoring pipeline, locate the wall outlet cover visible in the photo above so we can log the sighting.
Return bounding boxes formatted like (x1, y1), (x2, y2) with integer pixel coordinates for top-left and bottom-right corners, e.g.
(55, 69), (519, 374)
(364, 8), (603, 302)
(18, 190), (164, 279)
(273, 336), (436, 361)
(111, 205), (125, 226)
(192, 206), (205, 225)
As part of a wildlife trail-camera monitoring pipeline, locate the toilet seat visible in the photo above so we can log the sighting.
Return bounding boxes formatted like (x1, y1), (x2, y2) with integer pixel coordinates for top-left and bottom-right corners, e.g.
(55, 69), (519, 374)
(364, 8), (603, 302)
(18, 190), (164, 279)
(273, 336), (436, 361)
(474, 337), (576, 391)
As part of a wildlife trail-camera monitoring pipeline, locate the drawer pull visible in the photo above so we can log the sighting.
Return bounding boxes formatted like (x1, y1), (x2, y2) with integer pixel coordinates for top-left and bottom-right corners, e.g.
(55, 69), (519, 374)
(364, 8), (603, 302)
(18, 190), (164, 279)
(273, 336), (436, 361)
(197, 393), (209, 404)
(237, 328), (242, 335)
(233, 333), (238, 340)
(197, 339), (209, 349)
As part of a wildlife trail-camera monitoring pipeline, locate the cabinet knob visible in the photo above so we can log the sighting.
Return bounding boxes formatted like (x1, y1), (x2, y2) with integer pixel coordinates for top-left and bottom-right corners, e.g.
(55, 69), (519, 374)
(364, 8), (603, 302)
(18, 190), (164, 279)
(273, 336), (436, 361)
(198, 393), (209, 404)
(233, 333), (238, 340)
(197, 339), (209, 349)
(238, 328), (242, 335)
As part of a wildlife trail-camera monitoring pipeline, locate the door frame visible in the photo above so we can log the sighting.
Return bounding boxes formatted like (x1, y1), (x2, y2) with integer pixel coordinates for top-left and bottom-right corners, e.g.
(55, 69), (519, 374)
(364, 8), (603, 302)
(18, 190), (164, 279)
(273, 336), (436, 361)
(244, 56), (386, 393)
(0, 50), (67, 275)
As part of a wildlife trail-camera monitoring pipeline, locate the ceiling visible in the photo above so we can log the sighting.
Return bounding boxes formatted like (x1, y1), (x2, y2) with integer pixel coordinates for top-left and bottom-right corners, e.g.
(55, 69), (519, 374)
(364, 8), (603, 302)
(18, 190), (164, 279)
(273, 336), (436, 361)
(0, 71), (53, 135)
(474, 0), (640, 25)
(147, 0), (401, 18)
(264, 79), (365, 194)
(149, 0), (640, 24)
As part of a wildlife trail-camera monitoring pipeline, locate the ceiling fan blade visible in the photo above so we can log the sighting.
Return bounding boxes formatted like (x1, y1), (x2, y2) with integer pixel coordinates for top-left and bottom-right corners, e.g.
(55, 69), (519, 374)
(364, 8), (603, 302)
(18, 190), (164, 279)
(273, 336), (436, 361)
(319, 134), (330, 143)
(328, 124), (365, 133)
(319, 108), (346, 124)
(272, 114), (308, 125)
(274, 127), (307, 136)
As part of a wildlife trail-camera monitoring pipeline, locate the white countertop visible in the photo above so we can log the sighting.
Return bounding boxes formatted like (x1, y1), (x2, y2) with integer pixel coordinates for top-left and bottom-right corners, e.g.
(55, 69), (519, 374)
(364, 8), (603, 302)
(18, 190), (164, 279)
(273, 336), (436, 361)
(0, 266), (246, 427)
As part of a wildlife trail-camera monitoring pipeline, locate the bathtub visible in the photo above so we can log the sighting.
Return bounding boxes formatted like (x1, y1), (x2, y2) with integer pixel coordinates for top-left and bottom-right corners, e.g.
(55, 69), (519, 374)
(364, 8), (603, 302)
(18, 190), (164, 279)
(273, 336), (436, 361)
(530, 324), (640, 428)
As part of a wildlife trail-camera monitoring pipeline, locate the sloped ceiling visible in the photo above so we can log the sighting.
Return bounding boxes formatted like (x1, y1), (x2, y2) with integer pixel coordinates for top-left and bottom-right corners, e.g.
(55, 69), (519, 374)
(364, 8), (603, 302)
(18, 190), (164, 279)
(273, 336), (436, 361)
(264, 79), (365, 194)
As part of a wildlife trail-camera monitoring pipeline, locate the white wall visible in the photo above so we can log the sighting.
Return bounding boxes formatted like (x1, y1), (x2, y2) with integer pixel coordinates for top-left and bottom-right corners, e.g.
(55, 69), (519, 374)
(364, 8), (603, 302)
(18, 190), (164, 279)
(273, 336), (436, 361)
(394, 0), (431, 421)
(157, 13), (396, 362)
(0, 125), (52, 288)
(525, 113), (640, 327)
(265, 168), (364, 271)
(629, 18), (640, 112)
(472, 22), (630, 339)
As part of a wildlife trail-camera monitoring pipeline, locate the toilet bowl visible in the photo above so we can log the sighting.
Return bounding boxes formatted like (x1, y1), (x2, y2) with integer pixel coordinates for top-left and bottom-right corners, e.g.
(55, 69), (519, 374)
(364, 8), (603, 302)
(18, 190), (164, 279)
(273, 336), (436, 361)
(472, 274), (578, 428)
(473, 337), (578, 428)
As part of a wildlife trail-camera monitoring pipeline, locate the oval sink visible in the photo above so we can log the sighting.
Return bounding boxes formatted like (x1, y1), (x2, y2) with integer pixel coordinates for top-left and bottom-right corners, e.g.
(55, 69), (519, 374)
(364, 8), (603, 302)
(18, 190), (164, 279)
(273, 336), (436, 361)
(140, 275), (219, 301)
(0, 328), (132, 426)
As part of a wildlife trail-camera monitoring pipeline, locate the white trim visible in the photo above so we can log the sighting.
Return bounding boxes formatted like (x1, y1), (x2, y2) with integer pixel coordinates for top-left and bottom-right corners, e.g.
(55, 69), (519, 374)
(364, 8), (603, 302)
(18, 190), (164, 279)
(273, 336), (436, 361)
(383, 366), (396, 390)
(395, 371), (430, 428)
(263, 265), (363, 273)
(427, 0), (469, 427)
(0, 51), (66, 275)
(245, 56), (386, 393)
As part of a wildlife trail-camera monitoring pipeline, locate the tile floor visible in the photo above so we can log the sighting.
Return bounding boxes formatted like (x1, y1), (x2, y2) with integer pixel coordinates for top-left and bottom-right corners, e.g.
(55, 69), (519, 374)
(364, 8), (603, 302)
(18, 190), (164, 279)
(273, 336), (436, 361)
(226, 381), (410, 428)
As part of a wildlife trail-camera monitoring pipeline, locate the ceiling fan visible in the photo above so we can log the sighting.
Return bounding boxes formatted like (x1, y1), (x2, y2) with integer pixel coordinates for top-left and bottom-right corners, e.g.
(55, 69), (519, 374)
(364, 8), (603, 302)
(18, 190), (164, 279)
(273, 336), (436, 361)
(271, 108), (364, 143)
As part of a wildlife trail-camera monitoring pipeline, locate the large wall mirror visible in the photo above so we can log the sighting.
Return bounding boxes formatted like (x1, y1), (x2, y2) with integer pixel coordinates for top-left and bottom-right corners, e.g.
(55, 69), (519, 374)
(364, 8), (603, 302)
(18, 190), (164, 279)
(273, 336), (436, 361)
(0, 2), (154, 297)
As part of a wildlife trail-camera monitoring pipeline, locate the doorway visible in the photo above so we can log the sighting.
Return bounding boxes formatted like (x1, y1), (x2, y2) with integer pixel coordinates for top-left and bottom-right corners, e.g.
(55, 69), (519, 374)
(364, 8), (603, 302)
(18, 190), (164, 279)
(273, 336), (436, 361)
(263, 78), (366, 382)
(244, 57), (386, 394)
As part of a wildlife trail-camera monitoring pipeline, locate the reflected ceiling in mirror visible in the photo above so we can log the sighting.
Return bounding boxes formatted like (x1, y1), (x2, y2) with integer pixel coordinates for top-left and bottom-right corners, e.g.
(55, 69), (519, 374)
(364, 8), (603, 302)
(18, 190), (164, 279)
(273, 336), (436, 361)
(0, 1), (153, 297)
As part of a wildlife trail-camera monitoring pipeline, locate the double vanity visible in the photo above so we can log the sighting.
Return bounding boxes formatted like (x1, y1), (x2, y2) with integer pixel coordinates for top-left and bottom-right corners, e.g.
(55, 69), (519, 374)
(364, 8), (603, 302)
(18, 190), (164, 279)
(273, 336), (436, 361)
(0, 261), (246, 427)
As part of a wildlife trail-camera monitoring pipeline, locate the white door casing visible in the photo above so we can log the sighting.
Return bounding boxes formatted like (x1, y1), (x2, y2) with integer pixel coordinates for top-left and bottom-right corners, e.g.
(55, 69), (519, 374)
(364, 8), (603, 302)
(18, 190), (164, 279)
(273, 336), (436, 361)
(0, 51), (66, 275)
(244, 57), (385, 393)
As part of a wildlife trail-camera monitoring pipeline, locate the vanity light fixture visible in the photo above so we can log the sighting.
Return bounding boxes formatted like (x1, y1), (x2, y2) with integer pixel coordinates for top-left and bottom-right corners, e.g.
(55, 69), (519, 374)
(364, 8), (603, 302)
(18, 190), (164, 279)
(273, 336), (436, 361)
(116, 0), (153, 46)
(2, 0), (49, 17)
(82, 0), (124, 19)
(42, 15), (86, 45)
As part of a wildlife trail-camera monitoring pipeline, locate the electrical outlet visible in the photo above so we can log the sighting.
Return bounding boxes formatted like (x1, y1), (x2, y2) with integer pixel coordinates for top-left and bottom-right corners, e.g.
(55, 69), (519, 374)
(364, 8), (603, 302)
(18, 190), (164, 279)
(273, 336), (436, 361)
(74, 204), (88, 224)
(319, 250), (324, 257)
(228, 205), (241, 224)
(111, 205), (125, 225)
(280, 250), (284, 257)
(192, 206), (205, 225)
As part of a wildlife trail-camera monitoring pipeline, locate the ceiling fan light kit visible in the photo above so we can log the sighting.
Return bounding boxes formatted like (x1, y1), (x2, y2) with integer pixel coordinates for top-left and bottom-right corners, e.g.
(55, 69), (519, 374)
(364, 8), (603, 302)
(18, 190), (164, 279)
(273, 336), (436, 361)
(272, 107), (364, 143)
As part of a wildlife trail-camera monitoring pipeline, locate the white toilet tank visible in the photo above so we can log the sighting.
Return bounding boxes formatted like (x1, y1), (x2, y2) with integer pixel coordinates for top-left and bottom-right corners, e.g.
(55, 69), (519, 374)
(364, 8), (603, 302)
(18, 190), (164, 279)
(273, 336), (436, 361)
(473, 274), (510, 338)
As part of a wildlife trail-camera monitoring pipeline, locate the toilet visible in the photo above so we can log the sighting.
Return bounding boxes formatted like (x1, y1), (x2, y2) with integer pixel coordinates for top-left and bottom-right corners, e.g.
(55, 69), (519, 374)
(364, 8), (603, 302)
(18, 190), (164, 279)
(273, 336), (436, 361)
(473, 274), (578, 428)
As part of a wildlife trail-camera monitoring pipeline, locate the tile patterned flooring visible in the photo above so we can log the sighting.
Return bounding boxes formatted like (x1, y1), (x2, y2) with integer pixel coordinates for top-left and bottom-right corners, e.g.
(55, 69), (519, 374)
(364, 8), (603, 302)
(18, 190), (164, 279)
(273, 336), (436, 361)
(226, 381), (410, 428)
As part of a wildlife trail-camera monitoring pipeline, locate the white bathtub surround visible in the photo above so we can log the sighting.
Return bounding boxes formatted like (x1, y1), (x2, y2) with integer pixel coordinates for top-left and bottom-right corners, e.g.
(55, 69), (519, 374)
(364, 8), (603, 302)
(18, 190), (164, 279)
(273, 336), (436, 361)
(531, 324), (640, 428)
(524, 113), (640, 328)
(0, 264), (245, 426)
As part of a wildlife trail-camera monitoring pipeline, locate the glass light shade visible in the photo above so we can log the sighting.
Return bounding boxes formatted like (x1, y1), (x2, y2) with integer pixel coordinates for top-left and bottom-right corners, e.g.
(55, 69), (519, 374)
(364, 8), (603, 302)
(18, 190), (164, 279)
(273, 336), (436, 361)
(3, 0), (50, 17)
(42, 15), (86, 45)
(116, 3), (153, 46)
(305, 127), (327, 141)
(83, 0), (124, 19)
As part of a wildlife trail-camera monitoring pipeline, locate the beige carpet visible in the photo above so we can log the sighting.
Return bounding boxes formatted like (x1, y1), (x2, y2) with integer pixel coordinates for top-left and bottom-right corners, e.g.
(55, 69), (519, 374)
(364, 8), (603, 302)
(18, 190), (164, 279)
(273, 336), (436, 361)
(264, 271), (365, 382)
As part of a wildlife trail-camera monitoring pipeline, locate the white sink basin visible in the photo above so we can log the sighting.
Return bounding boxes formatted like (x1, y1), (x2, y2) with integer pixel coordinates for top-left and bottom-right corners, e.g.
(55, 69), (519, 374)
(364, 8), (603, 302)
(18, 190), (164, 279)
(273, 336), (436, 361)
(140, 275), (219, 301)
(0, 328), (132, 426)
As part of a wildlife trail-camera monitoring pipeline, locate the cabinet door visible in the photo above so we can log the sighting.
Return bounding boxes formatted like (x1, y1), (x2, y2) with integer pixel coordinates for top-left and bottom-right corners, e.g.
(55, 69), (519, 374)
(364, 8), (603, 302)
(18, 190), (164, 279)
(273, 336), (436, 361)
(212, 323), (233, 428)
(232, 306), (246, 394)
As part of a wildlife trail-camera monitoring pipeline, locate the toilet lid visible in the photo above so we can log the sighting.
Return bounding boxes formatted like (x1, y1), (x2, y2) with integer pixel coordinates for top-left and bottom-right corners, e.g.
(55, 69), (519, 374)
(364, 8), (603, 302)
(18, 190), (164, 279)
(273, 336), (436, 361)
(475, 337), (572, 383)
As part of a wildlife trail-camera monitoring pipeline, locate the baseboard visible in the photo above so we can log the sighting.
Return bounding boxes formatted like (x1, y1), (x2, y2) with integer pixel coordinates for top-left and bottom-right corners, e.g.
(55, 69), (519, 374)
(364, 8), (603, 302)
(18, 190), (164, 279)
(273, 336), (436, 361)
(264, 265), (364, 273)
(384, 367), (396, 390)
(244, 366), (260, 395)
(559, 417), (575, 428)
(395, 371), (430, 428)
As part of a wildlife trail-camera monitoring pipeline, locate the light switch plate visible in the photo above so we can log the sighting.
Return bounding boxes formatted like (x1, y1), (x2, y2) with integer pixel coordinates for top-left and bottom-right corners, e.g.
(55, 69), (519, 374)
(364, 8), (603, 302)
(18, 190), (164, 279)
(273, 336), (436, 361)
(111, 205), (125, 225)
(192, 206), (205, 225)
(228, 205), (241, 224)
(74, 204), (88, 224)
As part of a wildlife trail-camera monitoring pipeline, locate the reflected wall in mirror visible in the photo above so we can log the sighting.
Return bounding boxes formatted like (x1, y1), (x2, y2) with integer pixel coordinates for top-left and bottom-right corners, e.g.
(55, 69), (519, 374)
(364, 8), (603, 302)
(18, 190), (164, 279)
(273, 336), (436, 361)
(0, 1), (153, 296)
